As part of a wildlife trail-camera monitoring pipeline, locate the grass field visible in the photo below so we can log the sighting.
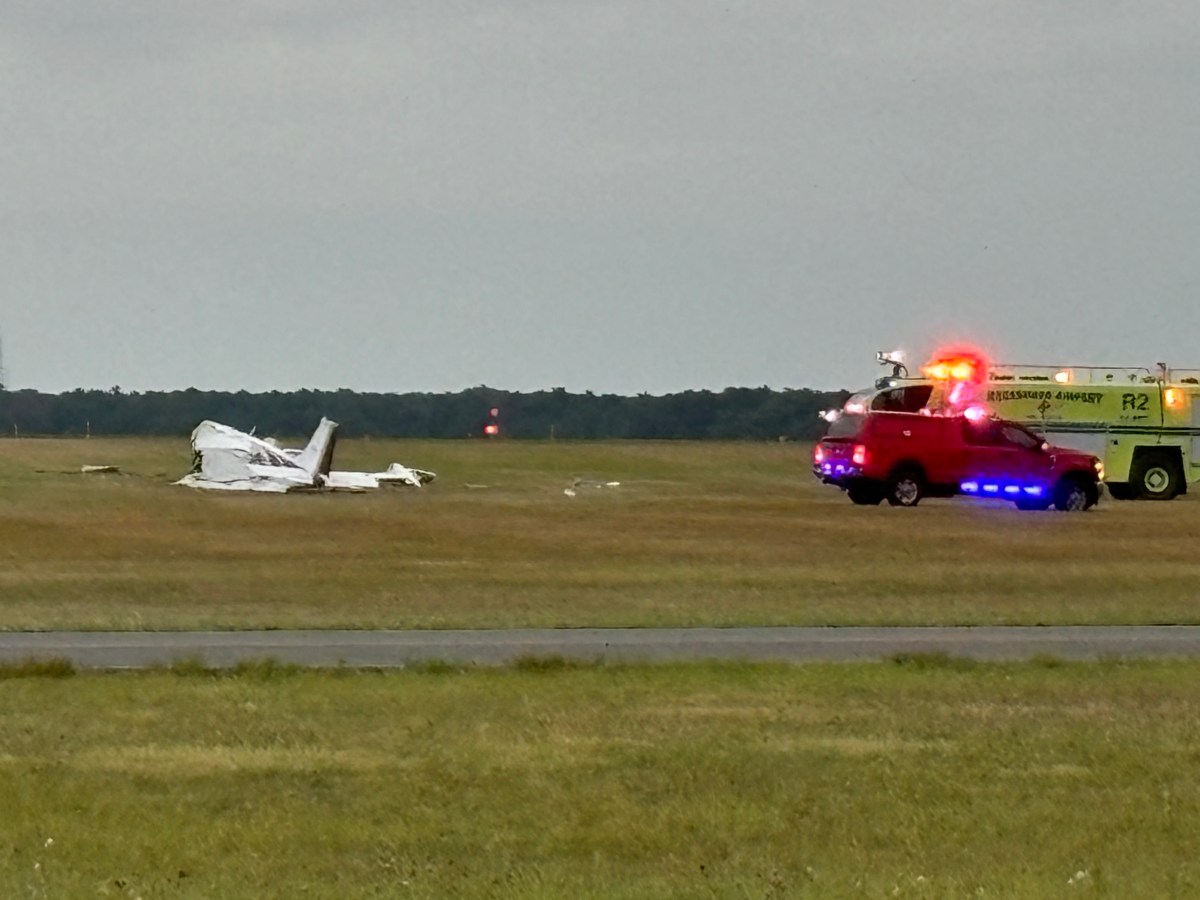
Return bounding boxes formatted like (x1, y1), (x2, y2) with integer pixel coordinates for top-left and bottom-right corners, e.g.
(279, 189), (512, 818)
(2, 659), (1199, 898)
(2, 436), (1199, 631)
(4, 437), (1198, 898)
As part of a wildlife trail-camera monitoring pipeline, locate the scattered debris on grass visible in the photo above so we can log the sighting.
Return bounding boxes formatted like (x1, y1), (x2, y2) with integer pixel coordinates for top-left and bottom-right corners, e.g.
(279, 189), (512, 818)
(564, 477), (621, 497)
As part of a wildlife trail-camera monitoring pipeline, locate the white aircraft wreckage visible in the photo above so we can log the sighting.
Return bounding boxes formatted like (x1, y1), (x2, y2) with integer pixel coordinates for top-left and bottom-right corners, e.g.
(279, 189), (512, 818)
(175, 418), (436, 493)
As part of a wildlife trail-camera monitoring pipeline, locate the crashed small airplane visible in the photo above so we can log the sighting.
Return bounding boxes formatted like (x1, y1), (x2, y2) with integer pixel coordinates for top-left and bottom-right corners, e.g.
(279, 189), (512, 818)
(175, 418), (436, 493)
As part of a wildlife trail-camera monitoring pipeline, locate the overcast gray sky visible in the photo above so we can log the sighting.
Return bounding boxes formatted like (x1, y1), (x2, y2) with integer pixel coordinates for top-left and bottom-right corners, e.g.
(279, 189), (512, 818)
(3, 1), (1198, 395)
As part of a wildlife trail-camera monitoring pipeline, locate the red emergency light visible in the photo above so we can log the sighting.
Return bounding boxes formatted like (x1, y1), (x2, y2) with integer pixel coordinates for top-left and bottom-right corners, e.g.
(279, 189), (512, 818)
(922, 346), (992, 415)
(922, 348), (988, 384)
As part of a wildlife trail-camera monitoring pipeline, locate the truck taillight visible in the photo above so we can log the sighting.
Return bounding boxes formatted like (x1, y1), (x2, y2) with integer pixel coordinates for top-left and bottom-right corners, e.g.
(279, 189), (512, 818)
(814, 445), (825, 463)
(852, 444), (867, 466)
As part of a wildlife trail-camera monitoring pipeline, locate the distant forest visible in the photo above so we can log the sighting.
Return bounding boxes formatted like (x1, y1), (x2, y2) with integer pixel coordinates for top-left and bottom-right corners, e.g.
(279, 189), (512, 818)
(0, 386), (848, 441)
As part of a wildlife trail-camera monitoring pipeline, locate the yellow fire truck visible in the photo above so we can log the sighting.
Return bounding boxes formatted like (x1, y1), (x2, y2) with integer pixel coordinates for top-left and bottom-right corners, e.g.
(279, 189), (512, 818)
(963, 363), (1200, 499)
(872, 351), (1200, 500)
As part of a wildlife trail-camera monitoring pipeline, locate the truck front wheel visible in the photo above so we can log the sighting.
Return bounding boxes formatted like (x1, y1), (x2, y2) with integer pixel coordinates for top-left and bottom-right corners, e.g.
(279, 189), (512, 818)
(1053, 475), (1098, 512)
(1015, 494), (1052, 511)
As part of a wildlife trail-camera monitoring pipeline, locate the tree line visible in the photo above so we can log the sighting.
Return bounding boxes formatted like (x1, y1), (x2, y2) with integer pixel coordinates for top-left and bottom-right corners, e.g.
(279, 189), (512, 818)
(0, 386), (849, 440)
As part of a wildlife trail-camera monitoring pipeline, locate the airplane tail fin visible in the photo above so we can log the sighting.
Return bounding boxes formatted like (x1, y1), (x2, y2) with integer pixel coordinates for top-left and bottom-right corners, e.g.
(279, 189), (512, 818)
(292, 417), (338, 477)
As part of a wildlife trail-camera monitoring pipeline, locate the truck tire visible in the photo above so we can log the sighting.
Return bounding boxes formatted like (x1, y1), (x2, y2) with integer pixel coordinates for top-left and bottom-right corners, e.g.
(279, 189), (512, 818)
(1053, 475), (1097, 512)
(886, 468), (924, 507)
(1130, 452), (1182, 500)
(1015, 494), (1052, 511)
(847, 482), (884, 505)
(1106, 483), (1135, 501)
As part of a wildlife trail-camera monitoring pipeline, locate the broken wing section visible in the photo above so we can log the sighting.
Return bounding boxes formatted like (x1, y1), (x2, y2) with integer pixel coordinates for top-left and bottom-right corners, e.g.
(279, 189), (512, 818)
(323, 463), (438, 491)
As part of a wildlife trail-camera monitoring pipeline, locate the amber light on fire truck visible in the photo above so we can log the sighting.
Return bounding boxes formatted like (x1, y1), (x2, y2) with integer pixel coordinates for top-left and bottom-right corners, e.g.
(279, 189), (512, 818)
(1165, 388), (1185, 409)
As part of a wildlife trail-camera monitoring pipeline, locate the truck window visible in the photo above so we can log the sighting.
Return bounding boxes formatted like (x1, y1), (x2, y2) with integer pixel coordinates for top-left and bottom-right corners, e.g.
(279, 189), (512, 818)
(962, 418), (1042, 450)
(826, 414), (865, 439)
(871, 385), (933, 413)
(962, 419), (1004, 446)
(998, 423), (1042, 451)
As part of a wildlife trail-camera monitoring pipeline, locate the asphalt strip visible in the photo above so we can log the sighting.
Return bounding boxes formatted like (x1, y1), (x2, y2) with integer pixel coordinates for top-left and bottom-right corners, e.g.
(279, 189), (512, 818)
(2, 626), (1200, 669)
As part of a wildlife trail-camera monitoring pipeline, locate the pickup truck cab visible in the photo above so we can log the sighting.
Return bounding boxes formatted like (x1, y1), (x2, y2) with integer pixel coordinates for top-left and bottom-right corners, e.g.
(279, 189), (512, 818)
(814, 411), (1103, 511)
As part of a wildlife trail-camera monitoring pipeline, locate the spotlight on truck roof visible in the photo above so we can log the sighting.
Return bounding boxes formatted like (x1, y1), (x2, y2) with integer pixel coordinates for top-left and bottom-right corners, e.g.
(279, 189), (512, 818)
(876, 350), (908, 378)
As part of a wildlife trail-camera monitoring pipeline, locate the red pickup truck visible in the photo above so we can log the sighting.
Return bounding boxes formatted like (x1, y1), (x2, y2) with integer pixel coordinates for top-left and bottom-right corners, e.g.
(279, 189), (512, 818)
(814, 411), (1103, 511)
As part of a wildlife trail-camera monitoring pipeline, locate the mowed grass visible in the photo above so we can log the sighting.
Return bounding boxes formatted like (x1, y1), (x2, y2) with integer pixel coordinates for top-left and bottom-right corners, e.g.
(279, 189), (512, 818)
(2, 660), (1200, 898)
(1, 436), (1199, 630)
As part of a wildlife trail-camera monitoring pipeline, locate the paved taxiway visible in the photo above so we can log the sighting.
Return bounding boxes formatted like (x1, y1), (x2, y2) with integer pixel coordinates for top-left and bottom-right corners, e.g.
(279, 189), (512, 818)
(2, 626), (1200, 668)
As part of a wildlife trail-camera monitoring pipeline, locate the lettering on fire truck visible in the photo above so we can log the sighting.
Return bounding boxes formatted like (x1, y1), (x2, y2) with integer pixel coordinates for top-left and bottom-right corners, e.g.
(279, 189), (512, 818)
(986, 390), (1104, 404)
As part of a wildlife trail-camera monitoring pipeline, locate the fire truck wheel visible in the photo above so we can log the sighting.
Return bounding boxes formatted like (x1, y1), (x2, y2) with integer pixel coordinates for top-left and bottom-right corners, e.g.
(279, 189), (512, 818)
(886, 468), (924, 507)
(1106, 483), (1135, 501)
(1131, 453), (1182, 500)
(847, 482), (884, 505)
(1053, 475), (1097, 512)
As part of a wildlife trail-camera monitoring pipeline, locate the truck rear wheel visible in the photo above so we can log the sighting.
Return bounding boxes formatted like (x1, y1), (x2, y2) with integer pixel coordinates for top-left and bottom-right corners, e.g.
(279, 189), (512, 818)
(886, 468), (924, 507)
(847, 482), (884, 505)
(1130, 452), (1182, 500)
